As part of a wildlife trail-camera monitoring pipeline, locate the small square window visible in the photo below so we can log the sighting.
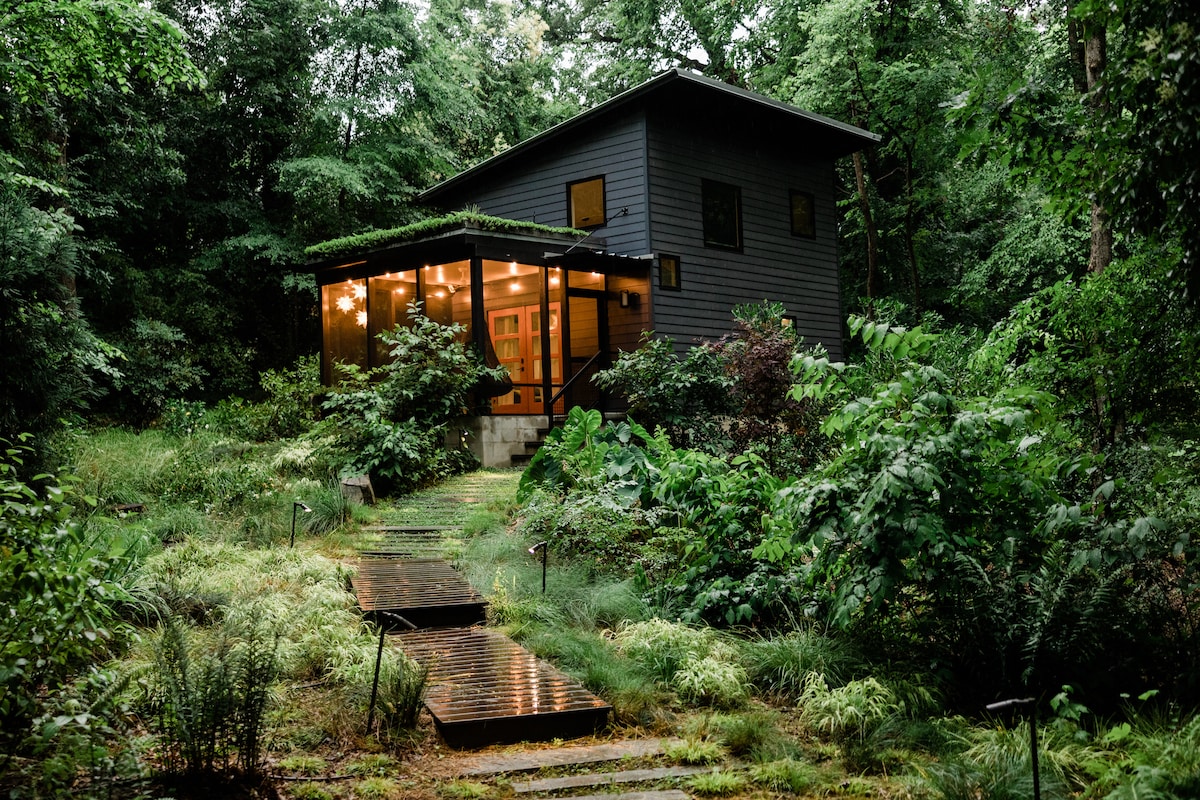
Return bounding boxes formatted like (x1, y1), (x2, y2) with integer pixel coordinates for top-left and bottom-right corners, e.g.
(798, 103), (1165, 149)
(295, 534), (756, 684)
(702, 179), (742, 250)
(568, 176), (606, 229)
(790, 190), (816, 238)
(659, 253), (681, 290)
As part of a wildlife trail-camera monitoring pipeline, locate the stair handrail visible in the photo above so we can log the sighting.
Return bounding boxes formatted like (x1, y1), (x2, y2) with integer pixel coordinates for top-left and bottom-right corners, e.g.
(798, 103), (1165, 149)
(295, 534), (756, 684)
(545, 350), (605, 421)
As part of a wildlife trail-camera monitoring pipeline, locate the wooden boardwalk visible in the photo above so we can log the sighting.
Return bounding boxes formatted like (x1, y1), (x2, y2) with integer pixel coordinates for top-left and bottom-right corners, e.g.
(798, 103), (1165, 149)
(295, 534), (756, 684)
(350, 482), (610, 748)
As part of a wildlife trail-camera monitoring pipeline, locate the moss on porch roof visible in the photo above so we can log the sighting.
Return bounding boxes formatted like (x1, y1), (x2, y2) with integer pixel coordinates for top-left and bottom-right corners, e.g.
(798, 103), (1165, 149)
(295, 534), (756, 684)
(304, 211), (588, 261)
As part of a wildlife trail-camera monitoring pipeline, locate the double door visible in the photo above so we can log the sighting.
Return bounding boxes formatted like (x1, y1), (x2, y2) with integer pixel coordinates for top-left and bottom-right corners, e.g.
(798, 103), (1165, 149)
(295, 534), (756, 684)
(488, 302), (560, 414)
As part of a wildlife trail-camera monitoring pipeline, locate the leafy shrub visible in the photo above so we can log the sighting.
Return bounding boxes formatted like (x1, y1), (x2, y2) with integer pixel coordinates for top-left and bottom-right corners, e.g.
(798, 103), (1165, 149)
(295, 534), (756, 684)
(0, 440), (133, 771)
(518, 406), (671, 504)
(593, 333), (733, 449)
(321, 304), (498, 493)
(107, 318), (207, 425)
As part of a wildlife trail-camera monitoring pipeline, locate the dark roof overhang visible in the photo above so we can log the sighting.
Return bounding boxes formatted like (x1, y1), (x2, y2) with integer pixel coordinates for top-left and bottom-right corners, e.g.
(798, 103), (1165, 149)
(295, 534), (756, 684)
(420, 68), (881, 204)
(305, 225), (644, 284)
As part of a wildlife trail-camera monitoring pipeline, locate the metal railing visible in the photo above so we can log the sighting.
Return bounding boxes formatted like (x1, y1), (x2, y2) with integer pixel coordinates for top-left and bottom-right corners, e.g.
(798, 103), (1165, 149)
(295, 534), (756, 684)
(545, 351), (605, 422)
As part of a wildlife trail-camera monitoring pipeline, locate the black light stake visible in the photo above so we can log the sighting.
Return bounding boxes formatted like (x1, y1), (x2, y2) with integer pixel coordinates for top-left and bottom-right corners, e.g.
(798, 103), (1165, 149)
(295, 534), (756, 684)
(366, 611), (416, 735)
(528, 541), (548, 594)
(986, 696), (1040, 800)
(291, 501), (312, 548)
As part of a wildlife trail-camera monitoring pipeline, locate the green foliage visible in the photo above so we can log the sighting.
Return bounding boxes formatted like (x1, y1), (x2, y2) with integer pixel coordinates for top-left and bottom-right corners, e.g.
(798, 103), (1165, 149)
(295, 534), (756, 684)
(321, 304), (496, 492)
(593, 334), (734, 448)
(0, 189), (120, 449)
(106, 318), (207, 425)
(740, 630), (861, 700)
(653, 449), (797, 625)
(686, 768), (747, 796)
(1082, 0), (1200, 296)
(1094, 715), (1200, 800)
(972, 252), (1200, 447)
(0, 440), (133, 771)
(146, 615), (279, 777)
(519, 406), (671, 503)
(614, 619), (748, 707)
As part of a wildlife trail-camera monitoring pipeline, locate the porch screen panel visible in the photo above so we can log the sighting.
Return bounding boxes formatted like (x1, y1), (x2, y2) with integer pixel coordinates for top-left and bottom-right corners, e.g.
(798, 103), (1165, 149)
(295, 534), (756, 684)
(566, 294), (602, 413)
(422, 260), (472, 335)
(321, 279), (369, 384)
(368, 271), (417, 367)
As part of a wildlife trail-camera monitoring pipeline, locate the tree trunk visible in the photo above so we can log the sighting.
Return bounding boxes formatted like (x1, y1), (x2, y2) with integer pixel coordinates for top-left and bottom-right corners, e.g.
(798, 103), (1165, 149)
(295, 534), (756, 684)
(1084, 18), (1112, 274)
(853, 150), (880, 309)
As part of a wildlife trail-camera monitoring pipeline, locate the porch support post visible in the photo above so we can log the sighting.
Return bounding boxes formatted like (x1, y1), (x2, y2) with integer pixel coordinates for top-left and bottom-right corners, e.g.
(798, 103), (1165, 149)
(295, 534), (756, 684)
(540, 266), (552, 418)
(469, 254), (485, 359)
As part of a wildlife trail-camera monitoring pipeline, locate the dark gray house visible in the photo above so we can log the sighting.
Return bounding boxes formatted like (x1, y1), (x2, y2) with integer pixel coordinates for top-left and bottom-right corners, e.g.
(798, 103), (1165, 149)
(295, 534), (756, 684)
(307, 68), (878, 465)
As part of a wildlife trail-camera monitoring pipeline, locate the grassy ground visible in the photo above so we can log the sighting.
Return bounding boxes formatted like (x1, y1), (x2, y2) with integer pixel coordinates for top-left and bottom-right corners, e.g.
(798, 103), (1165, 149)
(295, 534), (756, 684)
(20, 428), (1181, 800)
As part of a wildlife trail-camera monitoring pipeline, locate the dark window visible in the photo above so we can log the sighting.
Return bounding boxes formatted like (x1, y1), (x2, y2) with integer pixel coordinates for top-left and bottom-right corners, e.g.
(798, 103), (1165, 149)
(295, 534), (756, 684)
(568, 176), (606, 228)
(702, 179), (742, 250)
(790, 190), (816, 238)
(659, 253), (681, 290)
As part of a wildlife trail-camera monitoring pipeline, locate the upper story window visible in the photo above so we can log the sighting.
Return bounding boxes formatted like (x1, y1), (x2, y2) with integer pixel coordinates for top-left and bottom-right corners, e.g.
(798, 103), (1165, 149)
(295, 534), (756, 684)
(790, 190), (816, 238)
(568, 176), (606, 228)
(702, 179), (742, 250)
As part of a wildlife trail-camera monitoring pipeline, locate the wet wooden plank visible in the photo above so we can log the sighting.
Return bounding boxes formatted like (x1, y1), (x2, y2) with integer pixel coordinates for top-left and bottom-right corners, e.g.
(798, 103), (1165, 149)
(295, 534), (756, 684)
(396, 627), (611, 748)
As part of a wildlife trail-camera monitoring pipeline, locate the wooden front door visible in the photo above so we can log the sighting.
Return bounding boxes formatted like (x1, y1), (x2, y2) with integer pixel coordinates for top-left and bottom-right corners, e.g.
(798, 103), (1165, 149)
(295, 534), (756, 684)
(488, 303), (560, 413)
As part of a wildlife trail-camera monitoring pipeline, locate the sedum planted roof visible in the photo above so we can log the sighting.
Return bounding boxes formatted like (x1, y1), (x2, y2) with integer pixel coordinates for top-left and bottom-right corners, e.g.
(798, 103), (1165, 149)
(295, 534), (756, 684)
(304, 210), (587, 262)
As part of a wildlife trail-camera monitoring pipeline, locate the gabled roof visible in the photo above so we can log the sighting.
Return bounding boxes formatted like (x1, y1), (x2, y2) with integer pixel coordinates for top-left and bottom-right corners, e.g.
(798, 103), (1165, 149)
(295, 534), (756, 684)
(420, 68), (881, 204)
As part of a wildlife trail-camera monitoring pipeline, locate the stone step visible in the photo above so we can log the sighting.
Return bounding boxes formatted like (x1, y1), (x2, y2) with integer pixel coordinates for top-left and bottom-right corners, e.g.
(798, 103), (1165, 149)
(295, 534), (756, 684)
(568, 792), (689, 800)
(512, 765), (710, 793)
(452, 738), (683, 777)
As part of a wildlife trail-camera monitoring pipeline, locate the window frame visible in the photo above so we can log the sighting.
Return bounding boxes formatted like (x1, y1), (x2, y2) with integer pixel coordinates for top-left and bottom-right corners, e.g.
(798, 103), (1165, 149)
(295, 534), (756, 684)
(789, 189), (816, 238)
(567, 175), (607, 230)
(701, 178), (743, 251)
(658, 253), (682, 291)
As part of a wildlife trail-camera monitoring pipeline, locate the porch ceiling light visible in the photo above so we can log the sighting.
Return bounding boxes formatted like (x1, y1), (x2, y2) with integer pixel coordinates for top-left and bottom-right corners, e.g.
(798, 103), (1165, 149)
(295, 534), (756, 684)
(510, 281), (521, 292)
(509, 261), (518, 275)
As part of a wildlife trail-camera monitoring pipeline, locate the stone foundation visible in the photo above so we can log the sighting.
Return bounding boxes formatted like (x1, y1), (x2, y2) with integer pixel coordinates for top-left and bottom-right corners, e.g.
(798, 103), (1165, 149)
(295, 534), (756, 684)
(448, 415), (548, 469)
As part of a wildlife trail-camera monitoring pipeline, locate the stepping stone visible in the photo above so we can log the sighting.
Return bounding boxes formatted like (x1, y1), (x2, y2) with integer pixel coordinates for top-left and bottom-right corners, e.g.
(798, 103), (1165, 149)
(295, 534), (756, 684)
(568, 792), (690, 800)
(453, 738), (683, 776)
(512, 765), (711, 793)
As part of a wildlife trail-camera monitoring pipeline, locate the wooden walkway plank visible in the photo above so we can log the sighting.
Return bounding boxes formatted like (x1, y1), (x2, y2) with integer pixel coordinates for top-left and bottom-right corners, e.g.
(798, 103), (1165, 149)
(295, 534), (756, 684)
(395, 627), (611, 748)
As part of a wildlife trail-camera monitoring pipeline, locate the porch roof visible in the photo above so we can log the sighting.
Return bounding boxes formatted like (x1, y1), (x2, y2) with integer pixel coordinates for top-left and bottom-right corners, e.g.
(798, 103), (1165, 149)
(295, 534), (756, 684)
(305, 215), (646, 283)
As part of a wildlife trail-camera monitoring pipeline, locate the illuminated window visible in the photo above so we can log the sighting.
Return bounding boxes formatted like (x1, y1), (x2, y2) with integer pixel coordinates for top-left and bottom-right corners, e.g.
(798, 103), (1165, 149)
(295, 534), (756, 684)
(702, 179), (742, 250)
(568, 176), (606, 229)
(659, 253), (681, 290)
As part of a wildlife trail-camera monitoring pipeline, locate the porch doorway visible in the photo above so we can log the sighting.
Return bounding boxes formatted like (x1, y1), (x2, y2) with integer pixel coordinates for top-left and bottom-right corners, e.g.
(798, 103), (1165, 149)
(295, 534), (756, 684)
(488, 302), (561, 413)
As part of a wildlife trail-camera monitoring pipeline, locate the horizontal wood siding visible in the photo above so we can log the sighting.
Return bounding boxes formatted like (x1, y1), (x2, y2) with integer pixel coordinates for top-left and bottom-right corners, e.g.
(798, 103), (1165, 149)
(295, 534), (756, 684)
(645, 106), (845, 360)
(607, 273), (652, 359)
(432, 116), (650, 256)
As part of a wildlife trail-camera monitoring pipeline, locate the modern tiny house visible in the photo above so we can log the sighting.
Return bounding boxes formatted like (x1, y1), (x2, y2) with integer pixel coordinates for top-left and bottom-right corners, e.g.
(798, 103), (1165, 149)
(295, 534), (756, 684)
(305, 68), (878, 466)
